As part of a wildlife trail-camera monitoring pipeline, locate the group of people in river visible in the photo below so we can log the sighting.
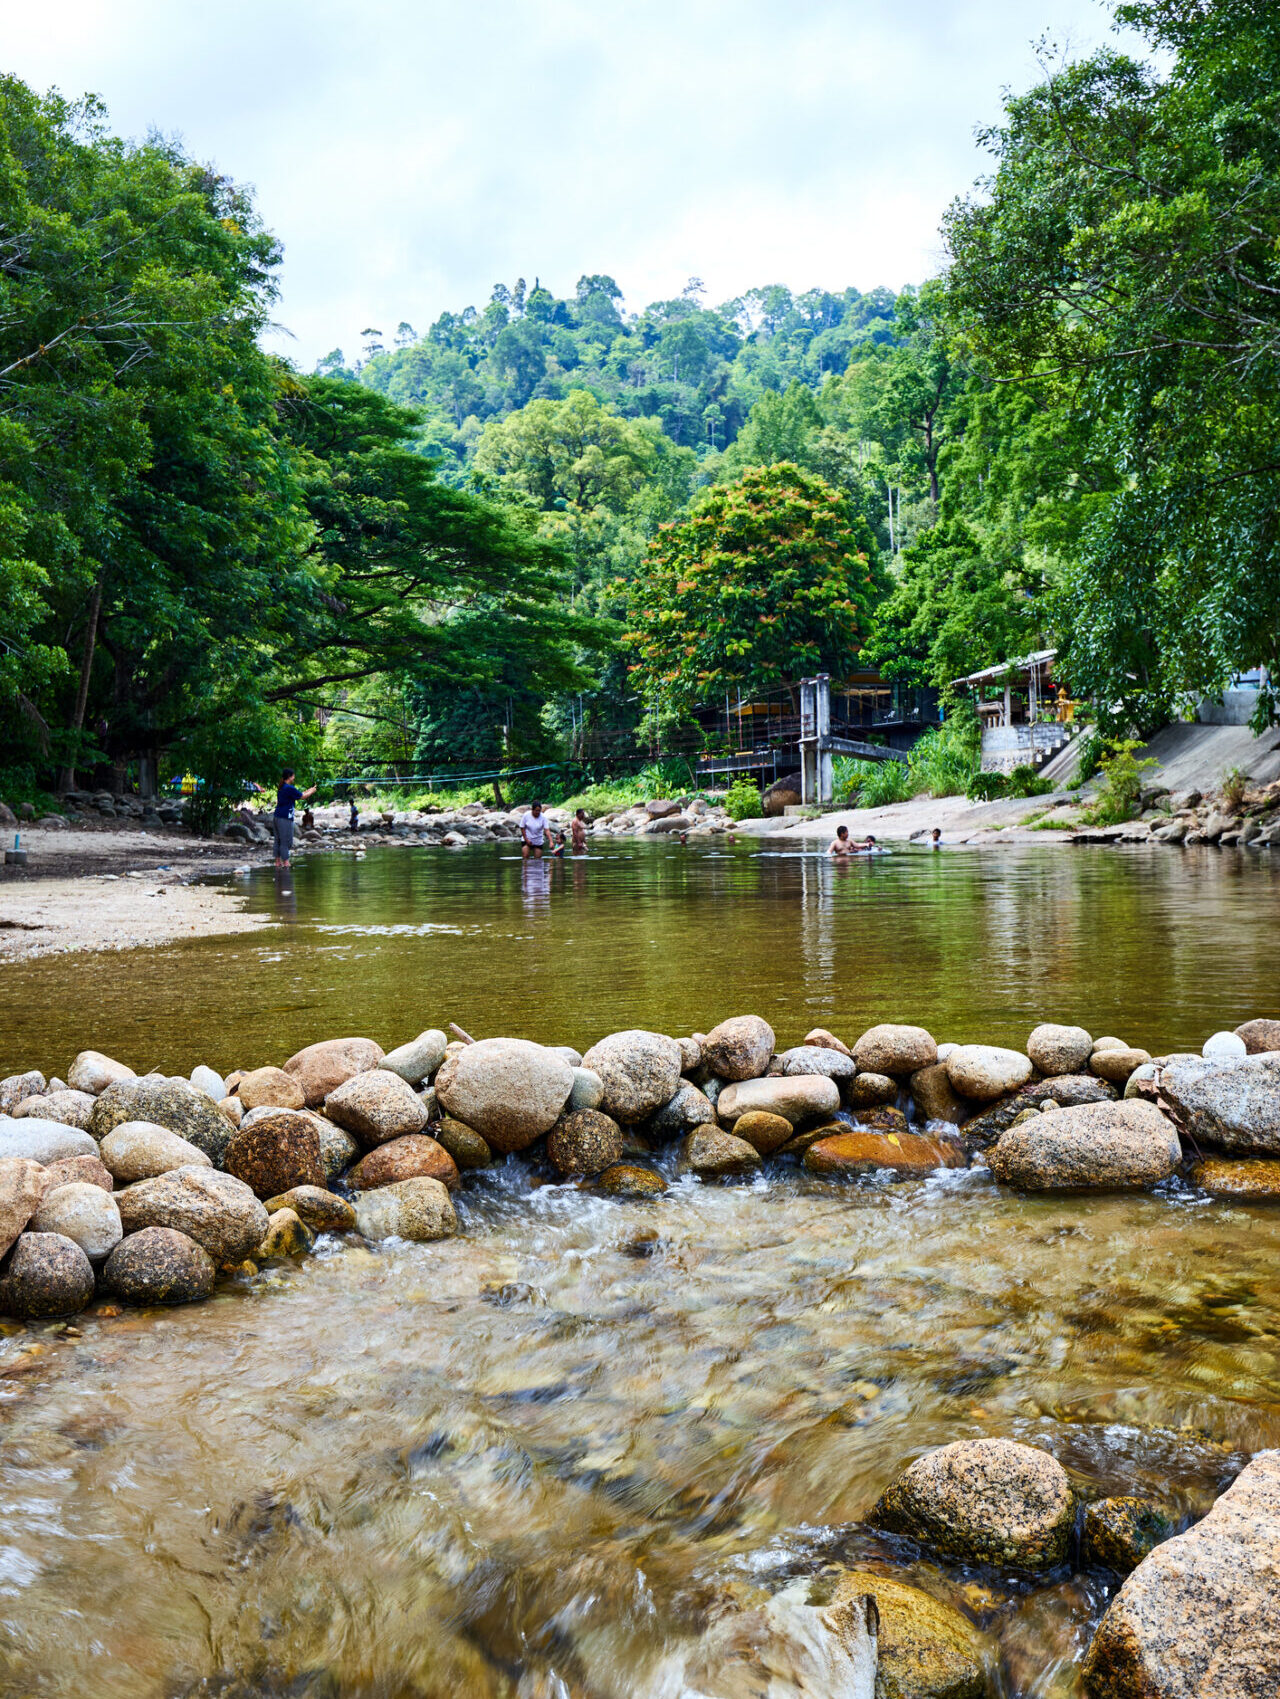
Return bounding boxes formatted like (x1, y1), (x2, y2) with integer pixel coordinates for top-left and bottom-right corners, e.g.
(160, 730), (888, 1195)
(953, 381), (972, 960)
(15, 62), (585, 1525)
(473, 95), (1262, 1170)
(519, 801), (588, 860)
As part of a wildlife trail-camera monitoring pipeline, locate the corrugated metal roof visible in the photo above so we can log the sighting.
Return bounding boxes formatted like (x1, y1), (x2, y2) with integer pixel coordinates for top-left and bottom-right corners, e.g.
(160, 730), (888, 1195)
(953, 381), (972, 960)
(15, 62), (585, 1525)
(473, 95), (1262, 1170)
(951, 648), (1058, 688)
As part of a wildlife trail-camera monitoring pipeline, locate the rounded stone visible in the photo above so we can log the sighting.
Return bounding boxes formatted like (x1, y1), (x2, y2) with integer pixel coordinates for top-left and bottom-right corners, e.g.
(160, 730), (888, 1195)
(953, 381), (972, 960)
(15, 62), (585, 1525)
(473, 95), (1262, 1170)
(647, 1081), (718, 1142)
(115, 1167), (269, 1266)
(310, 1114), (361, 1180)
(989, 1099), (1181, 1192)
(0, 1121), (98, 1165)
(88, 1078), (232, 1162)
(828, 1571), (988, 1699)
(103, 1227), (215, 1305)
(37, 1154), (113, 1198)
(189, 1065), (226, 1102)
(717, 1074), (840, 1126)
(0, 1232), (95, 1318)
(699, 1015), (775, 1082)
(380, 1029), (448, 1086)
(12, 1089), (95, 1129)
(99, 1121), (213, 1183)
(67, 1050), (136, 1095)
(0, 1070), (46, 1114)
(347, 1134), (460, 1191)
(1092, 1036), (1127, 1055)
(845, 1071), (899, 1109)
(236, 1066), (307, 1112)
(803, 1028), (852, 1057)
(435, 1038), (574, 1150)
(262, 1186), (357, 1233)
(568, 1067), (605, 1111)
(1235, 1017), (1280, 1055)
(1090, 1046), (1153, 1084)
(909, 1063), (969, 1126)
(804, 1129), (964, 1180)
(224, 1114), (325, 1199)
(323, 1069), (430, 1145)
(678, 1126), (761, 1178)
(30, 1183), (122, 1261)
(1203, 1029), (1247, 1062)
(676, 1036), (702, 1073)
(353, 1175), (457, 1243)
(257, 1207), (315, 1259)
(1083, 1497), (1171, 1575)
(580, 1031), (683, 1125)
(732, 1110), (794, 1156)
(1027, 1023), (1094, 1077)
(945, 1045), (1034, 1102)
(434, 1117), (492, 1170)
(547, 1109), (623, 1178)
(0, 1157), (47, 1258)
(853, 1024), (938, 1076)
(874, 1437), (1075, 1569)
(595, 1164), (667, 1198)
(281, 1036), (385, 1107)
(777, 1045), (857, 1082)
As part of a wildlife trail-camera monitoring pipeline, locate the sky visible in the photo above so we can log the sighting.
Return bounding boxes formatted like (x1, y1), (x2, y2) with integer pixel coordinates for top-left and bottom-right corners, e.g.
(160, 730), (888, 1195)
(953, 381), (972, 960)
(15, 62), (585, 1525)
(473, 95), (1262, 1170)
(5, 0), (1138, 366)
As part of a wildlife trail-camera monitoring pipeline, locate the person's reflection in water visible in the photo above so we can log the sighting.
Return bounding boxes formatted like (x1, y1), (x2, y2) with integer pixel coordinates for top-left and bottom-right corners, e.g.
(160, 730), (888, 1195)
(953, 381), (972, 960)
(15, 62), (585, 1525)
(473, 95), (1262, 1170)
(272, 864), (298, 922)
(521, 856), (552, 914)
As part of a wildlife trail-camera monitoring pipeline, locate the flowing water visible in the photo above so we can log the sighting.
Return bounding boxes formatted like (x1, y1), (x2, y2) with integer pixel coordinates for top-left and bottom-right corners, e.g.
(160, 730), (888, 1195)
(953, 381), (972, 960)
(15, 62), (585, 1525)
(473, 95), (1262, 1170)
(0, 841), (1278, 1697)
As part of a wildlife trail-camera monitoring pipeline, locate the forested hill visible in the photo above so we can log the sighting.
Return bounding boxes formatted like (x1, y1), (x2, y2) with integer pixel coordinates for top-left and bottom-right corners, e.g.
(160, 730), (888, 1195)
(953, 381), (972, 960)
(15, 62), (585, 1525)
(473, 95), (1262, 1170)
(326, 279), (903, 469)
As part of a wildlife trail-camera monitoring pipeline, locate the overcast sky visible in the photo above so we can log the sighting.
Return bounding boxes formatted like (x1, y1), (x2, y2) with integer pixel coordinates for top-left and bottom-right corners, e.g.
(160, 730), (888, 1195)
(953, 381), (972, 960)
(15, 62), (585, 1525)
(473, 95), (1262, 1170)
(7, 0), (1134, 366)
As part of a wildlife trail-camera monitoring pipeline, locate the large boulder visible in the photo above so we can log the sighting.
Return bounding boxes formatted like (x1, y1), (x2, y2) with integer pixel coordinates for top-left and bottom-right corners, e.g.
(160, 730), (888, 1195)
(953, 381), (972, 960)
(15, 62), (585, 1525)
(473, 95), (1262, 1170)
(67, 1050), (136, 1095)
(853, 1024), (937, 1076)
(115, 1167), (268, 1266)
(678, 1126), (762, 1178)
(989, 1100), (1181, 1192)
(547, 1109), (623, 1178)
(224, 1114), (325, 1199)
(580, 1031), (682, 1125)
(699, 1015), (775, 1082)
(717, 1074), (840, 1127)
(0, 1157), (45, 1257)
(1082, 1449), (1280, 1698)
(909, 1064), (969, 1127)
(347, 1134), (459, 1191)
(103, 1227), (215, 1305)
(777, 1045), (857, 1083)
(353, 1175), (457, 1243)
(945, 1046), (1034, 1102)
(323, 1069), (429, 1146)
(1235, 1017), (1280, 1055)
(30, 1183), (122, 1261)
(281, 1036), (384, 1107)
(88, 1078), (231, 1162)
(380, 1029), (448, 1086)
(1160, 1053), (1280, 1155)
(804, 1129), (964, 1180)
(12, 1089), (94, 1129)
(0, 1232), (95, 1318)
(875, 1438), (1075, 1570)
(761, 772), (802, 816)
(828, 1571), (988, 1699)
(236, 1066), (306, 1112)
(647, 1081), (718, 1142)
(98, 1121), (213, 1183)
(1027, 1023), (1094, 1076)
(0, 1120), (97, 1165)
(435, 1038), (574, 1151)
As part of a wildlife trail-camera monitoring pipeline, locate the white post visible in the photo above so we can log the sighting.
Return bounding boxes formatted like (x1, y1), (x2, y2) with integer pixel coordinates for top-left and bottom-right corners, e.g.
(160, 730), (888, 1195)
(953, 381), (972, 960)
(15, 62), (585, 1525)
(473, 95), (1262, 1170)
(800, 678), (817, 805)
(816, 673), (833, 804)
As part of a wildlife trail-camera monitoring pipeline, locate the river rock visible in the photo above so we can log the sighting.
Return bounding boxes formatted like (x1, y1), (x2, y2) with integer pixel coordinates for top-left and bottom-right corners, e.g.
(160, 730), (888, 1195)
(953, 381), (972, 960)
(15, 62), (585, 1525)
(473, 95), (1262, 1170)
(434, 1117), (492, 1170)
(67, 1050), (136, 1095)
(1090, 1046), (1152, 1084)
(647, 1081), (718, 1142)
(732, 1110), (795, 1156)
(853, 1023), (937, 1076)
(12, 1089), (95, 1129)
(236, 1066), (307, 1112)
(828, 1571), (988, 1699)
(1124, 1062), (1160, 1100)
(38, 1154), (113, 1197)
(676, 1036), (701, 1072)
(678, 1126), (761, 1178)
(700, 1015), (775, 1082)
(804, 1129), (963, 1180)
(804, 1027), (852, 1056)
(1092, 1035), (1127, 1055)
(282, 1036), (384, 1107)
(190, 1065), (226, 1101)
(0, 1120), (97, 1165)
(257, 1207), (314, 1258)
(115, 1167), (269, 1266)
(1160, 1052), (1280, 1154)
(0, 1157), (45, 1256)
(717, 1075), (840, 1127)
(547, 1109), (623, 1178)
(0, 1071), (45, 1114)
(990, 1100), (1181, 1191)
(103, 1227), (215, 1305)
(580, 1030), (683, 1126)
(549, 1045), (584, 1068)
(875, 1437), (1075, 1569)
(348, 1134), (459, 1191)
(217, 1095), (243, 1128)
(30, 1183), (122, 1261)
(595, 1163), (667, 1198)
(1235, 1017), (1280, 1055)
(99, 1121), (213, 1182)
(845, 1071), (899, 1109)
(778, 1045), (857, 1083)
(1191, 1155), (1280, 1201)
(353, 1175), (457, 1243)
(1083, 1497), (1171, 1575)
(313, 1114), (360, 1180)
(945, 1046), (1034, 1101)
(569, 1066), (605, 1111)
(909, 1063), (969, 1126)
(324, 1069), (430, 1145)
(0, 1232), (95, 1318)
(960, 1076), (1118, 1146)
(435, 1037), (574, 1150)
(381, 1029), (448, 1086)
(669, 1576), (878, 1698)
(1082, 1449), (1280, 1698)
(263, 1186), (356, 1233)
(1027, 1023), (1094, 1076)
(224, 1114), (325, 1199)
(1202, 1029), (1247, 1062)
(88, 1078), (231, 1162)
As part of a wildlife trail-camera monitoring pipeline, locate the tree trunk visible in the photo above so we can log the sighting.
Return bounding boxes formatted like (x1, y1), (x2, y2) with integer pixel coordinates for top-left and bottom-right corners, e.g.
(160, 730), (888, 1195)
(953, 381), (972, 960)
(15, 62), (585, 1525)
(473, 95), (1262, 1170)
(58, 580), (102, 792)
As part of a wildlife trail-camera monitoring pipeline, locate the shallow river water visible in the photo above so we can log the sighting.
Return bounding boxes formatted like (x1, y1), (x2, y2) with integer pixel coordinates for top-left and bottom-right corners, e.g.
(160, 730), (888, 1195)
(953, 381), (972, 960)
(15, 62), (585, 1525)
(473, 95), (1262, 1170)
(0, 842), (1278, 1697)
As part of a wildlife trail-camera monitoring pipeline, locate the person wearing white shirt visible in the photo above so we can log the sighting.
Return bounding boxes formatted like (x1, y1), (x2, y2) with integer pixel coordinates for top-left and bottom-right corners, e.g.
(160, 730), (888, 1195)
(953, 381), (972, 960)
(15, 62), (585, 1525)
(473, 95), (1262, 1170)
(520, 801), (548, 859)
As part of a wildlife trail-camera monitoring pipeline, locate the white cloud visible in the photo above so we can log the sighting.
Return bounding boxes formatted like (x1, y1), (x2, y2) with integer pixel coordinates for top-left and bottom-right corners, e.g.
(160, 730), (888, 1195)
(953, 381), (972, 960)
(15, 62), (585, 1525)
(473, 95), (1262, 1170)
(6, 0), (1133, 364)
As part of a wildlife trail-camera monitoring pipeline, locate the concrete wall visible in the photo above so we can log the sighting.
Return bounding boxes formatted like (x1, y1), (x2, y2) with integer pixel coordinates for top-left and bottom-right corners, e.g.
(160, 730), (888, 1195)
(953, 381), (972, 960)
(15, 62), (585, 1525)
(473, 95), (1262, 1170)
(980, 724), (1072, 774)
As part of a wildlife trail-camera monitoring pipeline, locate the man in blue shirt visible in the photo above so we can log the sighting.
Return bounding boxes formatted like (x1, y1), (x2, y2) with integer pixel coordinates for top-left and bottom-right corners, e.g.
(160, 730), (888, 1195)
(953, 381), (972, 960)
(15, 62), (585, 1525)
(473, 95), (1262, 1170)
(273, 767), (316, 868)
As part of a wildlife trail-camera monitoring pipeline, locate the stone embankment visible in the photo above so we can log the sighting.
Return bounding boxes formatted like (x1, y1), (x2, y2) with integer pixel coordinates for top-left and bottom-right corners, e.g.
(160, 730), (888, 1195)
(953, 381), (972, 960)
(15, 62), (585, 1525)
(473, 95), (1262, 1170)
(0, 1010), (1278, 1694)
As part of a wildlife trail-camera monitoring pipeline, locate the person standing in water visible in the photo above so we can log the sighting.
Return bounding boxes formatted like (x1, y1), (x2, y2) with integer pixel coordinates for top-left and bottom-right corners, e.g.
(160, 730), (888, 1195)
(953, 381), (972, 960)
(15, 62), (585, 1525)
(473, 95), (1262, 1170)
(273, 767), (315, 868)
(931, 827), (942, 849)
(520, 801), (549, 860)
(828, 825), (852, 856)
(571, 809), (588, 854)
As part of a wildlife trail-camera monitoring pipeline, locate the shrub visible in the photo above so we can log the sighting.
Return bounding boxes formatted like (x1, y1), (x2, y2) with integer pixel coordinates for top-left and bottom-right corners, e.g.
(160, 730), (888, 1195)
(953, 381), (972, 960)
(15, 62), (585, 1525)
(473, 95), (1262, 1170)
(1084, 739), (1158, 826)
(966, 770), (1009, 801)
(906, 706), (980, 798)
(725, 778), (763, 821)
(1007, 764), (1054, 798)
(1221, 766), (1249, 812)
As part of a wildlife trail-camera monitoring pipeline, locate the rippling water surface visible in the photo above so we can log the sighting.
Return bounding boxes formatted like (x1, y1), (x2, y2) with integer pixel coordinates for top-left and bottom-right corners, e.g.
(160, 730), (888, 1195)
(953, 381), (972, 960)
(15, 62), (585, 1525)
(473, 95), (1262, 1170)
(0, 841), (1278, 1696)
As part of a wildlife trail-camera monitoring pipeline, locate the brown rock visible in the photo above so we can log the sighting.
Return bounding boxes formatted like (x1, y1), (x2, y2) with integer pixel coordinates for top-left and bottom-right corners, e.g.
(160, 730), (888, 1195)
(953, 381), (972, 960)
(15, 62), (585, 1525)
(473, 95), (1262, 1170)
(828, 1571), (988, 1699)
(323, 1068), (430, 1145)
(777, 1120), (847, 1157)
(595, 1164), (667, 1197)
(257, 1207), (314, 1258)
(910, 1063), (970, 1126)
(217, 1095), (243, 1127)
(580, 1030), (683, 1125)
(547, 1109), (623, 1178)
(0, 1232), (95, 1318)
(1090, 1046), (1152, 1084)
(0, 1070), (46, 1114)
(103, 1226), (215, 1305)
(0, 1157), (47, 1257)
(236, 1065), (306, 1111)
(281, 1036), (384, 1107)
(1083, 1497), (1171, 1575)
(353, 1175), (457, 1242)
(38, 1154), (113, 1197)
(262, 1186), (356, 1233)
(803, 1028), (852, 1057)
(435, 1037), (575, 1148)
(434, 1117), (492, 1170)
(875, 1437), (1075, 1569)
(732, 1110), (794, 1156)
(1190, 1156), (1280, 1201)
(717, 1074), (840, 1126)
(699, 1015), (775, 1082)
(804, 1129), (963, 1180)
(851, 1104), (910, 1136)
(946, 1045), (1034, 1102)
(1235, 1017), (1280, 1055)
(88, 1077), (232, 1162)
(678, 1126), (761, 1178)
(224, 1113), (325, 1199)
(845, 1071), (899, 1109)
(115, 1168), (269, 1266)
(347, 1134), (460, 1191)
(853, 1023), (937, 1076)
(1027, 1022), (1094, 1076)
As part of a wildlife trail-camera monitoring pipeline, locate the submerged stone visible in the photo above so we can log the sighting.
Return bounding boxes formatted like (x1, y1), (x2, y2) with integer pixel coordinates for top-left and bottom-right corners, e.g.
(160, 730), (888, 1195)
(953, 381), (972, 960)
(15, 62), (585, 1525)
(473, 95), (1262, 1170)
(828, 1571), (988, 1699)
(1083, 1496), (1172, 1575)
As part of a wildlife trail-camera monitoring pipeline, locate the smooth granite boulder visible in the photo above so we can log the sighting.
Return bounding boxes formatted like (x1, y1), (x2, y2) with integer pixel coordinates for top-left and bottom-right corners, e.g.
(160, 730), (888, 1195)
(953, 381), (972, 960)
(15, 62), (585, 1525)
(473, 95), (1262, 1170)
(989, 1100), (1181, 1192)
(945, 1046), (1034, 1102)
(0, 1120), (97, 1165)
(435, 1038), (574, 1151)
(0, 1232), (95, 1317)
(875, 1438), (1075, 1570)
(717, 1074), (840, 1127)
(580, 1031), (683, 1126)
(699, 1015), (775, 1082)
(30, 1183), (122, 1261)
(853, 1024), (937, 1076)
(115, 1167), (269, 1266)
(281, 1037), (384, 1107)
(1160, 1053), (1280, 1155)
(103, 1227), (215, 1305)
(88, 1078), (230, 1162)
(1027, 1023), (1094, 1076)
